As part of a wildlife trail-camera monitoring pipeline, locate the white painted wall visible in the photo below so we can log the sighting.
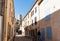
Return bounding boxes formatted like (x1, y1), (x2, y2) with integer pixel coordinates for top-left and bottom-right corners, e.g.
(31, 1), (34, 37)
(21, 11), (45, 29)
(28, 2), (39, 25)
(22, 1), (40, 28)
(0, 16), (3, 41)
(39, 0), (60, 20)
(31, 2), (39, 23)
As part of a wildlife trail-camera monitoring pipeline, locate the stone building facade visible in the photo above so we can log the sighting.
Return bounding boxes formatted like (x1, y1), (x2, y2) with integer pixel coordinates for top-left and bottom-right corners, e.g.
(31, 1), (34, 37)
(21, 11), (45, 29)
(0, 0), (15, 41)
(4, 0), (15, 41)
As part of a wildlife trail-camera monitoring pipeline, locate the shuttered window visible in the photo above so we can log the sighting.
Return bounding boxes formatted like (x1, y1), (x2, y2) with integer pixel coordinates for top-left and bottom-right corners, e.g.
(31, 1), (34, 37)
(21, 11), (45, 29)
(46, 26), (52, 39)
(41, 28), (45, 41)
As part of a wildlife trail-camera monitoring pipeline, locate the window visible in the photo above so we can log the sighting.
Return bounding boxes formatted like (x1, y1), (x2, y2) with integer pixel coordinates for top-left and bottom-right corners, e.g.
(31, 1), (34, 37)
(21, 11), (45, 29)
(28, 14), (29, 18)
(45, 15), (50, 21)
(28, 21), (29, 25)
(35, 7), (37, 13)
(35, 17), (37, 24)
(46, 26), (52, 39)
(31, 30), (34, 36)
(31, 10), (34, 17)
(18, 30), (22, 34)
(35, 17), (36, 22)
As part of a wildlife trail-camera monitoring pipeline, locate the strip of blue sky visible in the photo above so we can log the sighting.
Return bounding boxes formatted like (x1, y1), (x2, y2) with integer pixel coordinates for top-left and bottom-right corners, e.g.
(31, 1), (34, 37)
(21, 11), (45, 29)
(14, 0), (35, 19)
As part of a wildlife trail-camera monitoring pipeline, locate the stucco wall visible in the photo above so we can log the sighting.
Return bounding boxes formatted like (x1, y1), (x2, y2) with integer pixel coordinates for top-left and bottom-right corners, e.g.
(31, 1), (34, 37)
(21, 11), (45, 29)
(39, 0), (60, 20)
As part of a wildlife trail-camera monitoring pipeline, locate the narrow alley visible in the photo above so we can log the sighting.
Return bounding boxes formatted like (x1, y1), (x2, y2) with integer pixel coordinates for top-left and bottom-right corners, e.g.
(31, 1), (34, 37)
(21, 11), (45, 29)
(0, 0), (60, 41)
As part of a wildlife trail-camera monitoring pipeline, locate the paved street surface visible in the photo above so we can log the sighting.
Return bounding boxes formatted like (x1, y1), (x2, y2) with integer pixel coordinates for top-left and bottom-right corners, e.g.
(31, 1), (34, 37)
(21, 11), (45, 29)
(14, 36), (33, 41)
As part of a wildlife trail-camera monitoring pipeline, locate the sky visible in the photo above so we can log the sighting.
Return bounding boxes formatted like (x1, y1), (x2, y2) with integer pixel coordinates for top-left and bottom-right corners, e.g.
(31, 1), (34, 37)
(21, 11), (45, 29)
(14, 0), (35, 19)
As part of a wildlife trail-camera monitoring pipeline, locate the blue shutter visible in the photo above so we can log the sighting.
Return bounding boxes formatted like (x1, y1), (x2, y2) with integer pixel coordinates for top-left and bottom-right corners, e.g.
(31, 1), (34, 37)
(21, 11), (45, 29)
(46, 26), (52, 39)
(41, 28), (45, 41)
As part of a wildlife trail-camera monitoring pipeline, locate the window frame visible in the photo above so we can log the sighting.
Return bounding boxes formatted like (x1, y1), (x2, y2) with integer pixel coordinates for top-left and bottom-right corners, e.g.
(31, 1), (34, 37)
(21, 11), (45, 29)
(35, 7), (37, 13)
(31, 10), (34, 17)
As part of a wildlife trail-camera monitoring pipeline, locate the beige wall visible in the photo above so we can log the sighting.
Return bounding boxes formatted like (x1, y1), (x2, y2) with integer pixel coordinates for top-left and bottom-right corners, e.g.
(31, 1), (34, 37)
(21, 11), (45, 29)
(39, 9), (60, 41)
(4, 0), (15, 41)
(51, 9), (60, 41)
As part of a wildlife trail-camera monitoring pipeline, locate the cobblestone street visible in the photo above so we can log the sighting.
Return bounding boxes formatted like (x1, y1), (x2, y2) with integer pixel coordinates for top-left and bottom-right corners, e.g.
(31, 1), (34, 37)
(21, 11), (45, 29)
(13, 36), (33, 41)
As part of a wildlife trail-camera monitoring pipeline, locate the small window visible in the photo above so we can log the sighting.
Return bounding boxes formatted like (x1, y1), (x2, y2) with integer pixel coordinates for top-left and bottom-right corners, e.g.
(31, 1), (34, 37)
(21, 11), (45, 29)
(46, 26), (52, 39)
(28, 21), (29, 25)
(35, 7), (37, 13)
(35, 17), (37, 24)
(28, 14), (29, 18)
(31, 10), (34, 17)
(35, 17), (37, 22)
(45, 15), (50, 21)
(32, 20), (33, 26)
